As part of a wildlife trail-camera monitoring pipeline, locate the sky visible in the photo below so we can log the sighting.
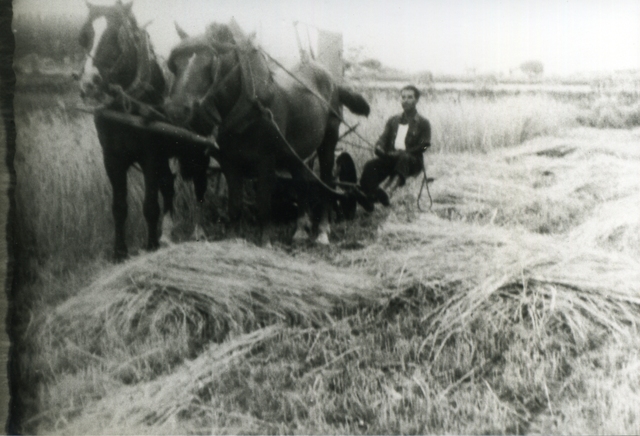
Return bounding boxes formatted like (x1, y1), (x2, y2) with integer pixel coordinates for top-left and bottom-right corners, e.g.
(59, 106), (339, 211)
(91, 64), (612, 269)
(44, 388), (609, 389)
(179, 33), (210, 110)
(13, 0), (640, 76)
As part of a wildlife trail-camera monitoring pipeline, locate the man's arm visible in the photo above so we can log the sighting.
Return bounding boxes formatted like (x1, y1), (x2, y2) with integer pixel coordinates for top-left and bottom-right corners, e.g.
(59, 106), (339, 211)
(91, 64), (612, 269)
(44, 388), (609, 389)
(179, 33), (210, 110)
(419, 118), (431, 151)
(375, 117), (395, 155)
(409, 117), (431, 153)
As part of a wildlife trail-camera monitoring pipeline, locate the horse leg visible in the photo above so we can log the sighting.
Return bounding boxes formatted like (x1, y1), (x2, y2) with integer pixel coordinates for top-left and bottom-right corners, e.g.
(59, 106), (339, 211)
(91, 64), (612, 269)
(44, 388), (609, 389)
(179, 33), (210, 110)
(224, 165), (243, 239)
(142, 158), (161, 251)
(104, 154), (129, 261)
(291, 165), (312, 243)
(255, 158), (276, 246)
(191, 163), (208, 241)
(158, 159), (175, 246)
(315, 122), (340, 245)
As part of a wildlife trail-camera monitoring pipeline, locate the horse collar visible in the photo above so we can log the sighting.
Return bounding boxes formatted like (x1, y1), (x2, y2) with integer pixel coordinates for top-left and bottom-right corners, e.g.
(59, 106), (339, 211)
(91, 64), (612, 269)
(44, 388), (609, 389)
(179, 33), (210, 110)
(219, 43), (274, 134)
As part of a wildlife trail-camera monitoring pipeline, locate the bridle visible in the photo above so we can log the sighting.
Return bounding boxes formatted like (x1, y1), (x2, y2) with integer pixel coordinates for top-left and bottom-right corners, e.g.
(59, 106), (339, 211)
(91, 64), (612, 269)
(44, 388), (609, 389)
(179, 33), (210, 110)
(169, 39), (247, 131)
(77, 11), (158, 107)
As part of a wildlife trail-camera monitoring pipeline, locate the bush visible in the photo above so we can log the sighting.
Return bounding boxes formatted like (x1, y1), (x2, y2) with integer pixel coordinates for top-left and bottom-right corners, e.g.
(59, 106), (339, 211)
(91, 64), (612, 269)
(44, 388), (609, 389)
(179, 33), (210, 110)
(577, 96), (640, 128)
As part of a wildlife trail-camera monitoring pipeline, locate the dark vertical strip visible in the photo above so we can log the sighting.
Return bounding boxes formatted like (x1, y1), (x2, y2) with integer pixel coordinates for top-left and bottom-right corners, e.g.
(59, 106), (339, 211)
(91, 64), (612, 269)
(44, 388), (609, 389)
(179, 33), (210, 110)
(0, 0), (22, 434)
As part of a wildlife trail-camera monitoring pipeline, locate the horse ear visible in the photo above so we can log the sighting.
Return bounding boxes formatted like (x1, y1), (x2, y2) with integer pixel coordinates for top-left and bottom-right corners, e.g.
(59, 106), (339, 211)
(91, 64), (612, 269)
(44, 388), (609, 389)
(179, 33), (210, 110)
(175, 22), (189, 40)
(228, 17), (247, 42)
(123, 1), (133, 12)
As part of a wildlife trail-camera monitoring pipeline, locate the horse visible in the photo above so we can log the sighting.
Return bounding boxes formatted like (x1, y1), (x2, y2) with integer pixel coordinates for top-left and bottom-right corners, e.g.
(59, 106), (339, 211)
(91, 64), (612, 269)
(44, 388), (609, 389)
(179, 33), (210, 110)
(163, 20), (370, 245)
(77, 1), (210, 261)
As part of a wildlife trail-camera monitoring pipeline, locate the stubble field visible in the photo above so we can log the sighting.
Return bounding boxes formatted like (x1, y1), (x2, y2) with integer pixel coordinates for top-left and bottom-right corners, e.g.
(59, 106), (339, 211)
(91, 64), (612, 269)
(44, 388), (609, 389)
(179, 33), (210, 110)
(8, 77), (640, 434)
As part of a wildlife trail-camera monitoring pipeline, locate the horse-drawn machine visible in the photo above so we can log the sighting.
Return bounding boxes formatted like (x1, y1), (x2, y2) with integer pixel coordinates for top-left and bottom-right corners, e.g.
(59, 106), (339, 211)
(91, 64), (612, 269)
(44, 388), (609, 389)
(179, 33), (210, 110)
(77, 1), (374, 258)
(94, 106), (364, 220)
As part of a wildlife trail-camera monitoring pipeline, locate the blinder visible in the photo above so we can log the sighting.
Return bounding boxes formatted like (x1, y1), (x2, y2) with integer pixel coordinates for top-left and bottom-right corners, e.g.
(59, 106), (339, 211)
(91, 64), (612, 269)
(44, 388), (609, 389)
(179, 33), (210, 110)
(78, 20), (94, 50)
(77, 12), (142, 95)
(166, 27), (274, 133)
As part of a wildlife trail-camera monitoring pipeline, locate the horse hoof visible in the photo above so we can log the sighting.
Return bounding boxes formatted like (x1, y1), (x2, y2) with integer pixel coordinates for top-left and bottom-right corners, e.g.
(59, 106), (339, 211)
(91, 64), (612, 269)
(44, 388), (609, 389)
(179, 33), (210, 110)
(316, 233), (330, 245)
(113, 252), (128, 263)
(159, 237), (173, 248)
(191, 225), (207, 242)
(292, 229), (310, 242)
(260, 239), (273, 249)
(375, 188), (391, 207)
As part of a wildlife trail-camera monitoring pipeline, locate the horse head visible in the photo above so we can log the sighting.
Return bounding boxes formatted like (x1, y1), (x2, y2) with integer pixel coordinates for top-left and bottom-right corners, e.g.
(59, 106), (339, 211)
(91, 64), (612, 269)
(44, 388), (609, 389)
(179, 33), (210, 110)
(164, 20), (271, 136)
(163, 22), (241, 134)
(77, 1), (163, 104)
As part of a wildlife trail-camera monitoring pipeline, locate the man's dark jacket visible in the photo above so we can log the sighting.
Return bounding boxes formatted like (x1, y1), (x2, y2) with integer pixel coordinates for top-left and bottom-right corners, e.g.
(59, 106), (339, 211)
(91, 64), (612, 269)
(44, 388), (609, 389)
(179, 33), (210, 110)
(376, 111), (432, 155)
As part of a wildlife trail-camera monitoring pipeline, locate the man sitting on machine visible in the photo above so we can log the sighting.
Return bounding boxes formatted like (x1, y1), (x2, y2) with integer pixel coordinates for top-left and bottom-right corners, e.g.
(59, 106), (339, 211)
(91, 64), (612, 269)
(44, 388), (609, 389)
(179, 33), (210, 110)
(358, 84), (431, 211)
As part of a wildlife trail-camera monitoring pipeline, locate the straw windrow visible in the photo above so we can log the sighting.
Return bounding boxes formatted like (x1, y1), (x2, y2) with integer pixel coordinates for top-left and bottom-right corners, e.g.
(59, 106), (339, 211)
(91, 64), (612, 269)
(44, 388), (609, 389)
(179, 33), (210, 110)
(17, 87), (640, 433)
(37, 241), (388, 378)
(35, 211), (640, 434)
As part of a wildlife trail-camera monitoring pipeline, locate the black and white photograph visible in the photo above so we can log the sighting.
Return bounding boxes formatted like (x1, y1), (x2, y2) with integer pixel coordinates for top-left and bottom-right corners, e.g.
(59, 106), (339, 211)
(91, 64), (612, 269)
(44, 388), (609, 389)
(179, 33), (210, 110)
(3, 0), (640, 433)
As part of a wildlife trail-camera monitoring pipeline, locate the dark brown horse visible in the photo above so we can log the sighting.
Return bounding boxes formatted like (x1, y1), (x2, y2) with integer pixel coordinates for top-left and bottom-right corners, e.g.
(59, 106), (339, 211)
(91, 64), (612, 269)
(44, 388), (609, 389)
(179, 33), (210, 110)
(78, 1), (210, 260)
(164, 20), (370, 244)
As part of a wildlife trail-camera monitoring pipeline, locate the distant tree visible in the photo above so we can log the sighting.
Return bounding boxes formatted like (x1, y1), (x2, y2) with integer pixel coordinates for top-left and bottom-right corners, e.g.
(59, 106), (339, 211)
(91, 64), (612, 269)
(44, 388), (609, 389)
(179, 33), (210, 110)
(520, 60), (544, 77)
(359, 58), (382, 70)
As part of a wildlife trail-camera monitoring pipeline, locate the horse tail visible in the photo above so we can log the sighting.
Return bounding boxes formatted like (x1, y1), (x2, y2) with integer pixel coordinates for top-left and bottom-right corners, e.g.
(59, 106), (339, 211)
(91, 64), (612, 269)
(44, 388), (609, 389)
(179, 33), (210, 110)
(338, 87), (370, 116)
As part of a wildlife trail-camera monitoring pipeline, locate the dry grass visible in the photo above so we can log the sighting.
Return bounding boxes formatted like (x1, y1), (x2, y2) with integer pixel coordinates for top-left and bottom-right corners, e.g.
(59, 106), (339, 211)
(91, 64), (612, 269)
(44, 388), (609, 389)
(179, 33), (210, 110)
(14, 107), (131, 263)
(13, 82), (640, 434)
(31, 212), (640, 434)
(40, 240), (386, 359)
(13, 102), (225, 273)
(14, 87), (579, 271)
(423, 128), (640, 234)
(577, 95), (640, 128)
(341, 92), (578, 161)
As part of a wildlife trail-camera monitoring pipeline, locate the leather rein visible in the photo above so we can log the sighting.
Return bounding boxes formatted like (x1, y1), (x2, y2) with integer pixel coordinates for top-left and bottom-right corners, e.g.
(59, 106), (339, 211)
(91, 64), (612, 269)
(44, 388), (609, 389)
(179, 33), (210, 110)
(191, 38), (357, 198)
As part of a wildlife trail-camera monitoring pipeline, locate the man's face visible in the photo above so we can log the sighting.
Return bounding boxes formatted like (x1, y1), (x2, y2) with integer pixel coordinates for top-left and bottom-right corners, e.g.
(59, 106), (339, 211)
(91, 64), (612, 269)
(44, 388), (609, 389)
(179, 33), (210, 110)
(401, 89), (418, 113)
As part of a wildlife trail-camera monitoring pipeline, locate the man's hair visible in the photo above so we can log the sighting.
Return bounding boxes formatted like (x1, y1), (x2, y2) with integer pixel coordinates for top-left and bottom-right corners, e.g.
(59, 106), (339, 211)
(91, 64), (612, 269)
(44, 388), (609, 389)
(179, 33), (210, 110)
(401, 85), (421, 100)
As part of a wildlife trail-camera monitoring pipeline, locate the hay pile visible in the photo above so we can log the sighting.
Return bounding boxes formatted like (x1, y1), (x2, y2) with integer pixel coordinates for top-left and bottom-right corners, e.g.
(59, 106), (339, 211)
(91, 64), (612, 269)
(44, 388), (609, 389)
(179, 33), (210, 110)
(49, 212), (640, 434)
(340, 214), (640, 348)
(427, 129), (640, 233)
(52, 326), (284, 435)
(37, 241), (387, 385)
(359, 213), (640, 294)
(569, 193), (640, 257)
(34, 128), (640, 434)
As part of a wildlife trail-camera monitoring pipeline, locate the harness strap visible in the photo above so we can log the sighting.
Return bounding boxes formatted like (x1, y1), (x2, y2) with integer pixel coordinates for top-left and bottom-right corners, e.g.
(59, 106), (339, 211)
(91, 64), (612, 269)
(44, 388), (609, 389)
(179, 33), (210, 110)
(91, 15), (161, 113)
(257, 104), (347, 198)
(125, 29), (156, 100)
(259, 50), (378, 153)
(198, 62), (240, 128)
(218, 26), (274, 134)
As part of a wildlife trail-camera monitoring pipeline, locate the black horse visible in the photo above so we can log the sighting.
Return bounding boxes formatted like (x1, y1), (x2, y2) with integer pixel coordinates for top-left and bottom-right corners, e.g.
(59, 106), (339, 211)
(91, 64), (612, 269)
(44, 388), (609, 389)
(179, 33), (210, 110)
(164, 20), (370, 245)
(77, 1), (210, 260)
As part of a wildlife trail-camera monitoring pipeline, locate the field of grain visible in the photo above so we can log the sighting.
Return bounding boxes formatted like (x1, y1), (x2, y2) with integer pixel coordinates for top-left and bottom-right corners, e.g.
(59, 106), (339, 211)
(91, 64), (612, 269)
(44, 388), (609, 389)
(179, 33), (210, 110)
(8, 73), (640, 434)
